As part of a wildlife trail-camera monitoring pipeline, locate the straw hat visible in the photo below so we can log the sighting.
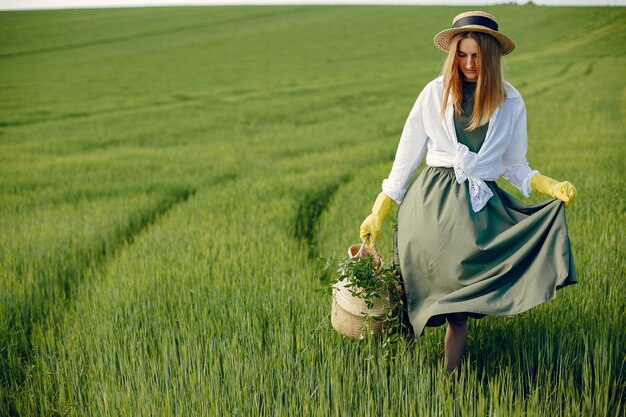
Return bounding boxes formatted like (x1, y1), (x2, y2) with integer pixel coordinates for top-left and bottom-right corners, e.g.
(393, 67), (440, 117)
(433, 11), (515, 55)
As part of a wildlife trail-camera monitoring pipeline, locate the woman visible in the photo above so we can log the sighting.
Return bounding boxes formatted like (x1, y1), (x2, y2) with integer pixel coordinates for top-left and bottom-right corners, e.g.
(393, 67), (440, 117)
(359, 11), (577, 374)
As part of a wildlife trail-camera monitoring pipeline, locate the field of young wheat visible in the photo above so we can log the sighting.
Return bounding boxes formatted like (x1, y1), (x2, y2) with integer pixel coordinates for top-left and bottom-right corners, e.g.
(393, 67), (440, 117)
(0, 4), (624, 416)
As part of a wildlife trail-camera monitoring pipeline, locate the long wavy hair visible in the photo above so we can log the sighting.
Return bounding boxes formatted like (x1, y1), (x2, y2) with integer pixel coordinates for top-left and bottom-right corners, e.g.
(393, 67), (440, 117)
(440, 31), (506, 131)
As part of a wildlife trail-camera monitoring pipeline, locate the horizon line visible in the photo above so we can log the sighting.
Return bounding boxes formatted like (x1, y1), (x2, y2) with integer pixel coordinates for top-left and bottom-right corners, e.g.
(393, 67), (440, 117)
(1, 1), (624, 12)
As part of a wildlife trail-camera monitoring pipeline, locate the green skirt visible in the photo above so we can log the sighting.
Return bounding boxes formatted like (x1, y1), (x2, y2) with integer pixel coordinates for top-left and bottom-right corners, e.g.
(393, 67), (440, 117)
(396, 166), (576, 337)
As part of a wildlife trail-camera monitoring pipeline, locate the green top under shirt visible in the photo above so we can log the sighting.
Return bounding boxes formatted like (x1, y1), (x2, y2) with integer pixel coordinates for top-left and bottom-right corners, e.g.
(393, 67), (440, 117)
(453, 80), (489, 154)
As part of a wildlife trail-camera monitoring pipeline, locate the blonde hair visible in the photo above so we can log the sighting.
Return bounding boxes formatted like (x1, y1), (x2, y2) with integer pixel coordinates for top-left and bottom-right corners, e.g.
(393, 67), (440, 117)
(440, 32), (506, 131)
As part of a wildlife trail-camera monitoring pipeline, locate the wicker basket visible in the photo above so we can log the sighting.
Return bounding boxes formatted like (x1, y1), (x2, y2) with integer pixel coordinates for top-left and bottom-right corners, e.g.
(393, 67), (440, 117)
(330, 243), (393, 339)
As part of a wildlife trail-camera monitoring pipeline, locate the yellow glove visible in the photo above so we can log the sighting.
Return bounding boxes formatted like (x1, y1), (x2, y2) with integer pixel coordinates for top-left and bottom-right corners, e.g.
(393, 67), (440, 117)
(530, 174), (577, 208)
(359, 192), (394, 244)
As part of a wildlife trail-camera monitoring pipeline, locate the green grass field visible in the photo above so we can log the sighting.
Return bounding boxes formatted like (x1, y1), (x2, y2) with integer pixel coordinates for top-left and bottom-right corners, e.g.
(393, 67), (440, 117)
(1, 4), (625, 416)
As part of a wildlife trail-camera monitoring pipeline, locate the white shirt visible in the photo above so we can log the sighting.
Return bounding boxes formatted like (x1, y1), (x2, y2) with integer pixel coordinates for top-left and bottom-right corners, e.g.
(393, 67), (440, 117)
(382, 76), (539, 212)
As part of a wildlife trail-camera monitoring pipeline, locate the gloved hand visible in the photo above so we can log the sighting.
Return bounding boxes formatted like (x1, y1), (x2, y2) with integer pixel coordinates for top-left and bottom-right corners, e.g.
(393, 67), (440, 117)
(359, 192), (394, 244)
(530, 174), (577, 208)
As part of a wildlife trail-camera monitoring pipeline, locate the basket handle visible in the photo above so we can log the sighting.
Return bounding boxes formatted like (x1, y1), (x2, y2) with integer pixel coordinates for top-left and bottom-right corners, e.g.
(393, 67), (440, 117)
(357, 236), (383, 266)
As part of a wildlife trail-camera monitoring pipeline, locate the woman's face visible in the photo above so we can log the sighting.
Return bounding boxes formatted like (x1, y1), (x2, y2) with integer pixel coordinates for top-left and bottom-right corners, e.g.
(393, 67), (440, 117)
(457, 37), (479, 82)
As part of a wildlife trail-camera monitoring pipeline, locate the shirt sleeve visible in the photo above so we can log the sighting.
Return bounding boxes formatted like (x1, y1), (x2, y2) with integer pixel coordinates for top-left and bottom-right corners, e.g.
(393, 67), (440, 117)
(500, 97), (539, 197)
(381, 90), (429, 203)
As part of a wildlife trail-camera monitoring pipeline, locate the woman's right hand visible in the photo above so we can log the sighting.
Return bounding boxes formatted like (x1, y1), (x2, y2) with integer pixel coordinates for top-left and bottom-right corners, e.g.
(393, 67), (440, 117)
(360, 213), (382, 244)
(359, 192), (394, 244)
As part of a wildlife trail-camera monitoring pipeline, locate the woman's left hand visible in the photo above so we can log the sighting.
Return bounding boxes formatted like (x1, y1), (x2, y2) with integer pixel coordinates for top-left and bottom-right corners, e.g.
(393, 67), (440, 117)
(530, 174), (577, 208)
(552, 180), (577, 208)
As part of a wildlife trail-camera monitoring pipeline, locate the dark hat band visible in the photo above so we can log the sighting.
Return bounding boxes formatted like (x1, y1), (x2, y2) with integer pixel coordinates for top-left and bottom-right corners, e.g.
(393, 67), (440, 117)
(453, 15), (498, 32)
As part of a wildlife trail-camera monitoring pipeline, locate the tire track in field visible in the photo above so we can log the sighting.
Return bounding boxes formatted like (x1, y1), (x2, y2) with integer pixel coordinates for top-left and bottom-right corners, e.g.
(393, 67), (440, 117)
(0, 96), (196, 128)
(509, 13), (625, 65)
(519, 57), (600, 101)
(1, 186), (194, 376)
(0, 6), (328, 60)
(555, 62), (573, 78)
(0, 72), (395, 128)
(294, 174), (351, 259)
(0, 173), (236, 414)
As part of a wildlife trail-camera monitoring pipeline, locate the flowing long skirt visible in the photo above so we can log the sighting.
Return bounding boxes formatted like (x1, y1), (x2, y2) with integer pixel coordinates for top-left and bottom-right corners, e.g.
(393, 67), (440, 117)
(397, 166), (577, 337)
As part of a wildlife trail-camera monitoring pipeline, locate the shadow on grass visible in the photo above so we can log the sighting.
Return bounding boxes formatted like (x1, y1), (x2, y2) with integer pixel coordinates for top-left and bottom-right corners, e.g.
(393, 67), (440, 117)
(465, 309), (624, 414)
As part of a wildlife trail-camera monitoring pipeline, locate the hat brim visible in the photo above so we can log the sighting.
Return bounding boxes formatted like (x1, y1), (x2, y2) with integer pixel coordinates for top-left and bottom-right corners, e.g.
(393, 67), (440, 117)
(433, 26), (515, 55)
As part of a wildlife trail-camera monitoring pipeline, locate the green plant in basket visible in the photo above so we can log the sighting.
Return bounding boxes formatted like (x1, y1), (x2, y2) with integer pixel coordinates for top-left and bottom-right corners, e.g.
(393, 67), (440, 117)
(327, 241), (408, 347)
